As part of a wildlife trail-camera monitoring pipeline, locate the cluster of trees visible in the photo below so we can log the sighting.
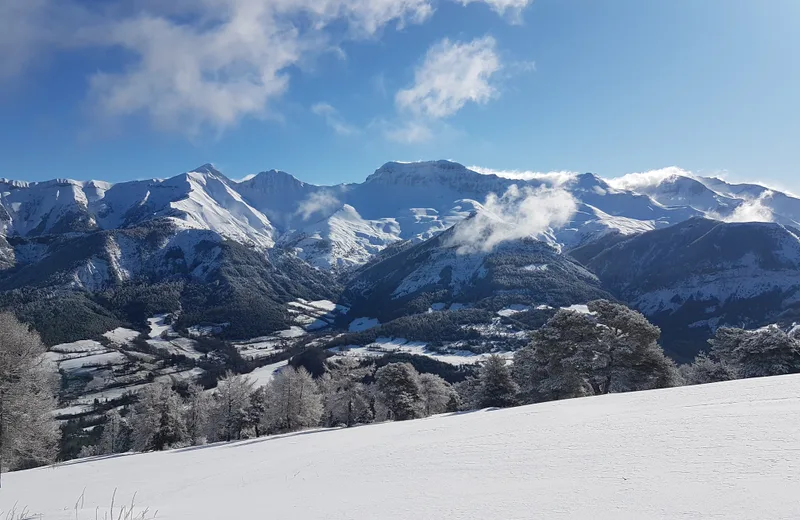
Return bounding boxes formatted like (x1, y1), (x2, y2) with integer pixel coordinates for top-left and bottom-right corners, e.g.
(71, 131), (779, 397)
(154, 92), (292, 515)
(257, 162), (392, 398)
(6, 296), (800, 471)
(456, 300), (682, 409)
(80, 358), (461, 457)
(682, 325), (800, 385)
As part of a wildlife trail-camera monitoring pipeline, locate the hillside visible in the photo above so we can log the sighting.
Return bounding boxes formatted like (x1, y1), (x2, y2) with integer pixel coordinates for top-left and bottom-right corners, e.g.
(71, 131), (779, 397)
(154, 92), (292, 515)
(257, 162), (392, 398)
(2, 375), (799, 519)
(574, 218), (800, 359)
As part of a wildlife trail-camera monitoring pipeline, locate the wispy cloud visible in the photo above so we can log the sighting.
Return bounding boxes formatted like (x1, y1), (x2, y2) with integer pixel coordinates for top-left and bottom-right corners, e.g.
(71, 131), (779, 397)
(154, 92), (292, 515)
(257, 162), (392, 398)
(396, 36), (502, 119)
(448, 185), (577, 253)
(713, 192), (776, 224)
(469, 166), (579, 187)
(458, 0), (533, 23)
(295, 191), (342, 220)
(1, 0), (532, 136)
(605, 167), (695, 192)
(311, 103), (358, 135)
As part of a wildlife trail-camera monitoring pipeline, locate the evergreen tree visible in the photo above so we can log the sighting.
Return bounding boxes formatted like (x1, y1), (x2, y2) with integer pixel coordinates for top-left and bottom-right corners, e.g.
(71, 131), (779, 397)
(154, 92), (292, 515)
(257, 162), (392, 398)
(710, 326), (800, 378)
(129, 382), (187, 452)
(262, 367), (323, 434)
(375, 363), (423, 421)
(519, 301), (680, 402)
(474, 355), (519, 408)
(0, 313), (58, 474)
(681, 353), (737, 385)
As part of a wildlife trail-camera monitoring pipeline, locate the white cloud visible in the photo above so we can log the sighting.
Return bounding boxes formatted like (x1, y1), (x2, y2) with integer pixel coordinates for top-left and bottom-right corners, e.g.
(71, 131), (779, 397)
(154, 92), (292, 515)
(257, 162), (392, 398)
(448, 185), (577, 253)
(312, 102), (358, 135)
(1, 0), (528, 135)
(295, 191), (342, 220)
(718, 192), (775, 224)
(396, 36), (502, 119)
(469, 166), (578, 187)
(459, 0), (532, 22)
(606, 167), (695, 192)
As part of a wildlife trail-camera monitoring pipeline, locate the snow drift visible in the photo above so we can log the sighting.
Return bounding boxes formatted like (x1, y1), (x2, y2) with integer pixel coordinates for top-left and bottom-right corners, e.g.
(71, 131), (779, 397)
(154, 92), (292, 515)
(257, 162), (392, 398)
(3, 375), (800, 519)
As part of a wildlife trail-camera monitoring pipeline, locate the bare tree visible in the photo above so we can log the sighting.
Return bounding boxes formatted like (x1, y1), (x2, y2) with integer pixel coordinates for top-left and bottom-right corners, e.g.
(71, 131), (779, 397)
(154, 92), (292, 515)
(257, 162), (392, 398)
(262, 367), (322, 434)
(209, 373), (254, 442)
(417, 373), (455, 416)
(0, 313), (58, 480)
(184, 383), (210, 446)
(129, 382), (187, 452)
(319, 358), (372, 427)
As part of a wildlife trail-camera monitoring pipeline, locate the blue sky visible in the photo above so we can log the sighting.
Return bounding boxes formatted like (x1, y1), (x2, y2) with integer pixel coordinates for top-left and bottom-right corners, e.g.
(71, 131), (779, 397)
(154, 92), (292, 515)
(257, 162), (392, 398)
(0, 0), (798, 189)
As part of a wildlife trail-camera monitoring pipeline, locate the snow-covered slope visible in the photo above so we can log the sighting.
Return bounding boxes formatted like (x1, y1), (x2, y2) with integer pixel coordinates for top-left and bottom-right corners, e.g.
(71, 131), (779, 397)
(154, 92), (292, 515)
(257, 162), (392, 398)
(344, 216), (610, 322)
(4, 375), (800, 519)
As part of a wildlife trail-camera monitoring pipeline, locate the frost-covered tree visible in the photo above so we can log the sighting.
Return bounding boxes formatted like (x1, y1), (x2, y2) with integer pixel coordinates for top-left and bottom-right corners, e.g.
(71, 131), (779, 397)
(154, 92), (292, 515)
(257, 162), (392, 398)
(262, 367), (322, 434)
(100, 409), (130, 454)
(129, 382), (187, 452)
(246, 386), (269, 437)
(417, 373), (456, 416)
(319, 358), (372, 427)
(710, 326), (800, 378)
(474, 355), (518, 409)
(0, 313), (58, 474)
(184, 383), (210, 446)
(375, 363), (423, 421)
(681, 353), (737, 385)
(512, 345), (551, 404)
(209, 373), (254, 442)
(520, 302), (679, 402)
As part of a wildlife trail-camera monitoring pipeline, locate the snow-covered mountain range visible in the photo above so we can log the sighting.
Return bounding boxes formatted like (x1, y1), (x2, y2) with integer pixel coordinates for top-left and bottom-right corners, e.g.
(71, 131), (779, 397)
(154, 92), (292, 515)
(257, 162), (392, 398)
(3, 160), (800, 355)
(3, 161), (797, 272)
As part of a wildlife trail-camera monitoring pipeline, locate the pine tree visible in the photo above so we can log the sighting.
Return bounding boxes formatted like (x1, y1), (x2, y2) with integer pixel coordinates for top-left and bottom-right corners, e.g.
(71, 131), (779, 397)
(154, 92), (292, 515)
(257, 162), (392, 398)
(262, 367), (322, 434)
(209, 373), (254, 442)
(681, 353), (737, 385)
(710, 326), (800, 378)
(417, 373), (455, 416)
(0, 313), (58, 475)
(374, 363), (423, 421)
(519, 301), (680, 402)
(474, 355), (518, 408)
(129, 382), (187, 452)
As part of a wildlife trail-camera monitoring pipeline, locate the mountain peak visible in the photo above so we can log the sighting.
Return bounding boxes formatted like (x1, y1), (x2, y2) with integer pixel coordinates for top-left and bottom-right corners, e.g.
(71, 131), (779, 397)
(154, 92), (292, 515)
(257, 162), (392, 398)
(366, 160), (471, 183)
(191, 163), (223, 177)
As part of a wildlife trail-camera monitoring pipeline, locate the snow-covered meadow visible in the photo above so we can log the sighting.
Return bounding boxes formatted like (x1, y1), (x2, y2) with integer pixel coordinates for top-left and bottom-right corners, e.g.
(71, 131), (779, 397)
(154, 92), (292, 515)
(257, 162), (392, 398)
(3, 375), (800, 519)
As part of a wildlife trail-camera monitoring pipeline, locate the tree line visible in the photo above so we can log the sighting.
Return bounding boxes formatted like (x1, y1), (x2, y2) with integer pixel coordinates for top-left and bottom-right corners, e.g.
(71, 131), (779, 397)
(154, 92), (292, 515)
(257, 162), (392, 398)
(4, 300), (800, 471)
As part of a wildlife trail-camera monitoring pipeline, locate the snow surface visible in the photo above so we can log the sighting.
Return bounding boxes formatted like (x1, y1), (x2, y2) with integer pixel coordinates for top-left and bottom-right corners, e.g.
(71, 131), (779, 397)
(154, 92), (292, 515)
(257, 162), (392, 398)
(147, 314), (172, 339)
(348, 317), (381, 332)
(102, 327), (140, 345)
(6, 375), (800, 519)
(247, 360), (288, 387)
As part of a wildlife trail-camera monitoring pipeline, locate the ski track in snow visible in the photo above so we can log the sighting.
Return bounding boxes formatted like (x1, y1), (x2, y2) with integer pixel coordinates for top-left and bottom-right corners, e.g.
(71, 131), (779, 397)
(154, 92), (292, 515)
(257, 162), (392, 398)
(5, 375), (800, 519)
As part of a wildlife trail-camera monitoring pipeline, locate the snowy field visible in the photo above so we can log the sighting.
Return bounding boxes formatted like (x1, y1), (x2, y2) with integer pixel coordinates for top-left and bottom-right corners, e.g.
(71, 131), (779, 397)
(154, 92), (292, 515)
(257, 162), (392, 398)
(4, 375), (800, 519)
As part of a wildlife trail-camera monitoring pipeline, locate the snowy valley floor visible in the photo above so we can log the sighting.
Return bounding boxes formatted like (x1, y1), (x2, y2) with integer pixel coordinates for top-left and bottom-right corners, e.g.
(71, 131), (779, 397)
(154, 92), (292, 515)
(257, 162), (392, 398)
(4, 375), (800, 519)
